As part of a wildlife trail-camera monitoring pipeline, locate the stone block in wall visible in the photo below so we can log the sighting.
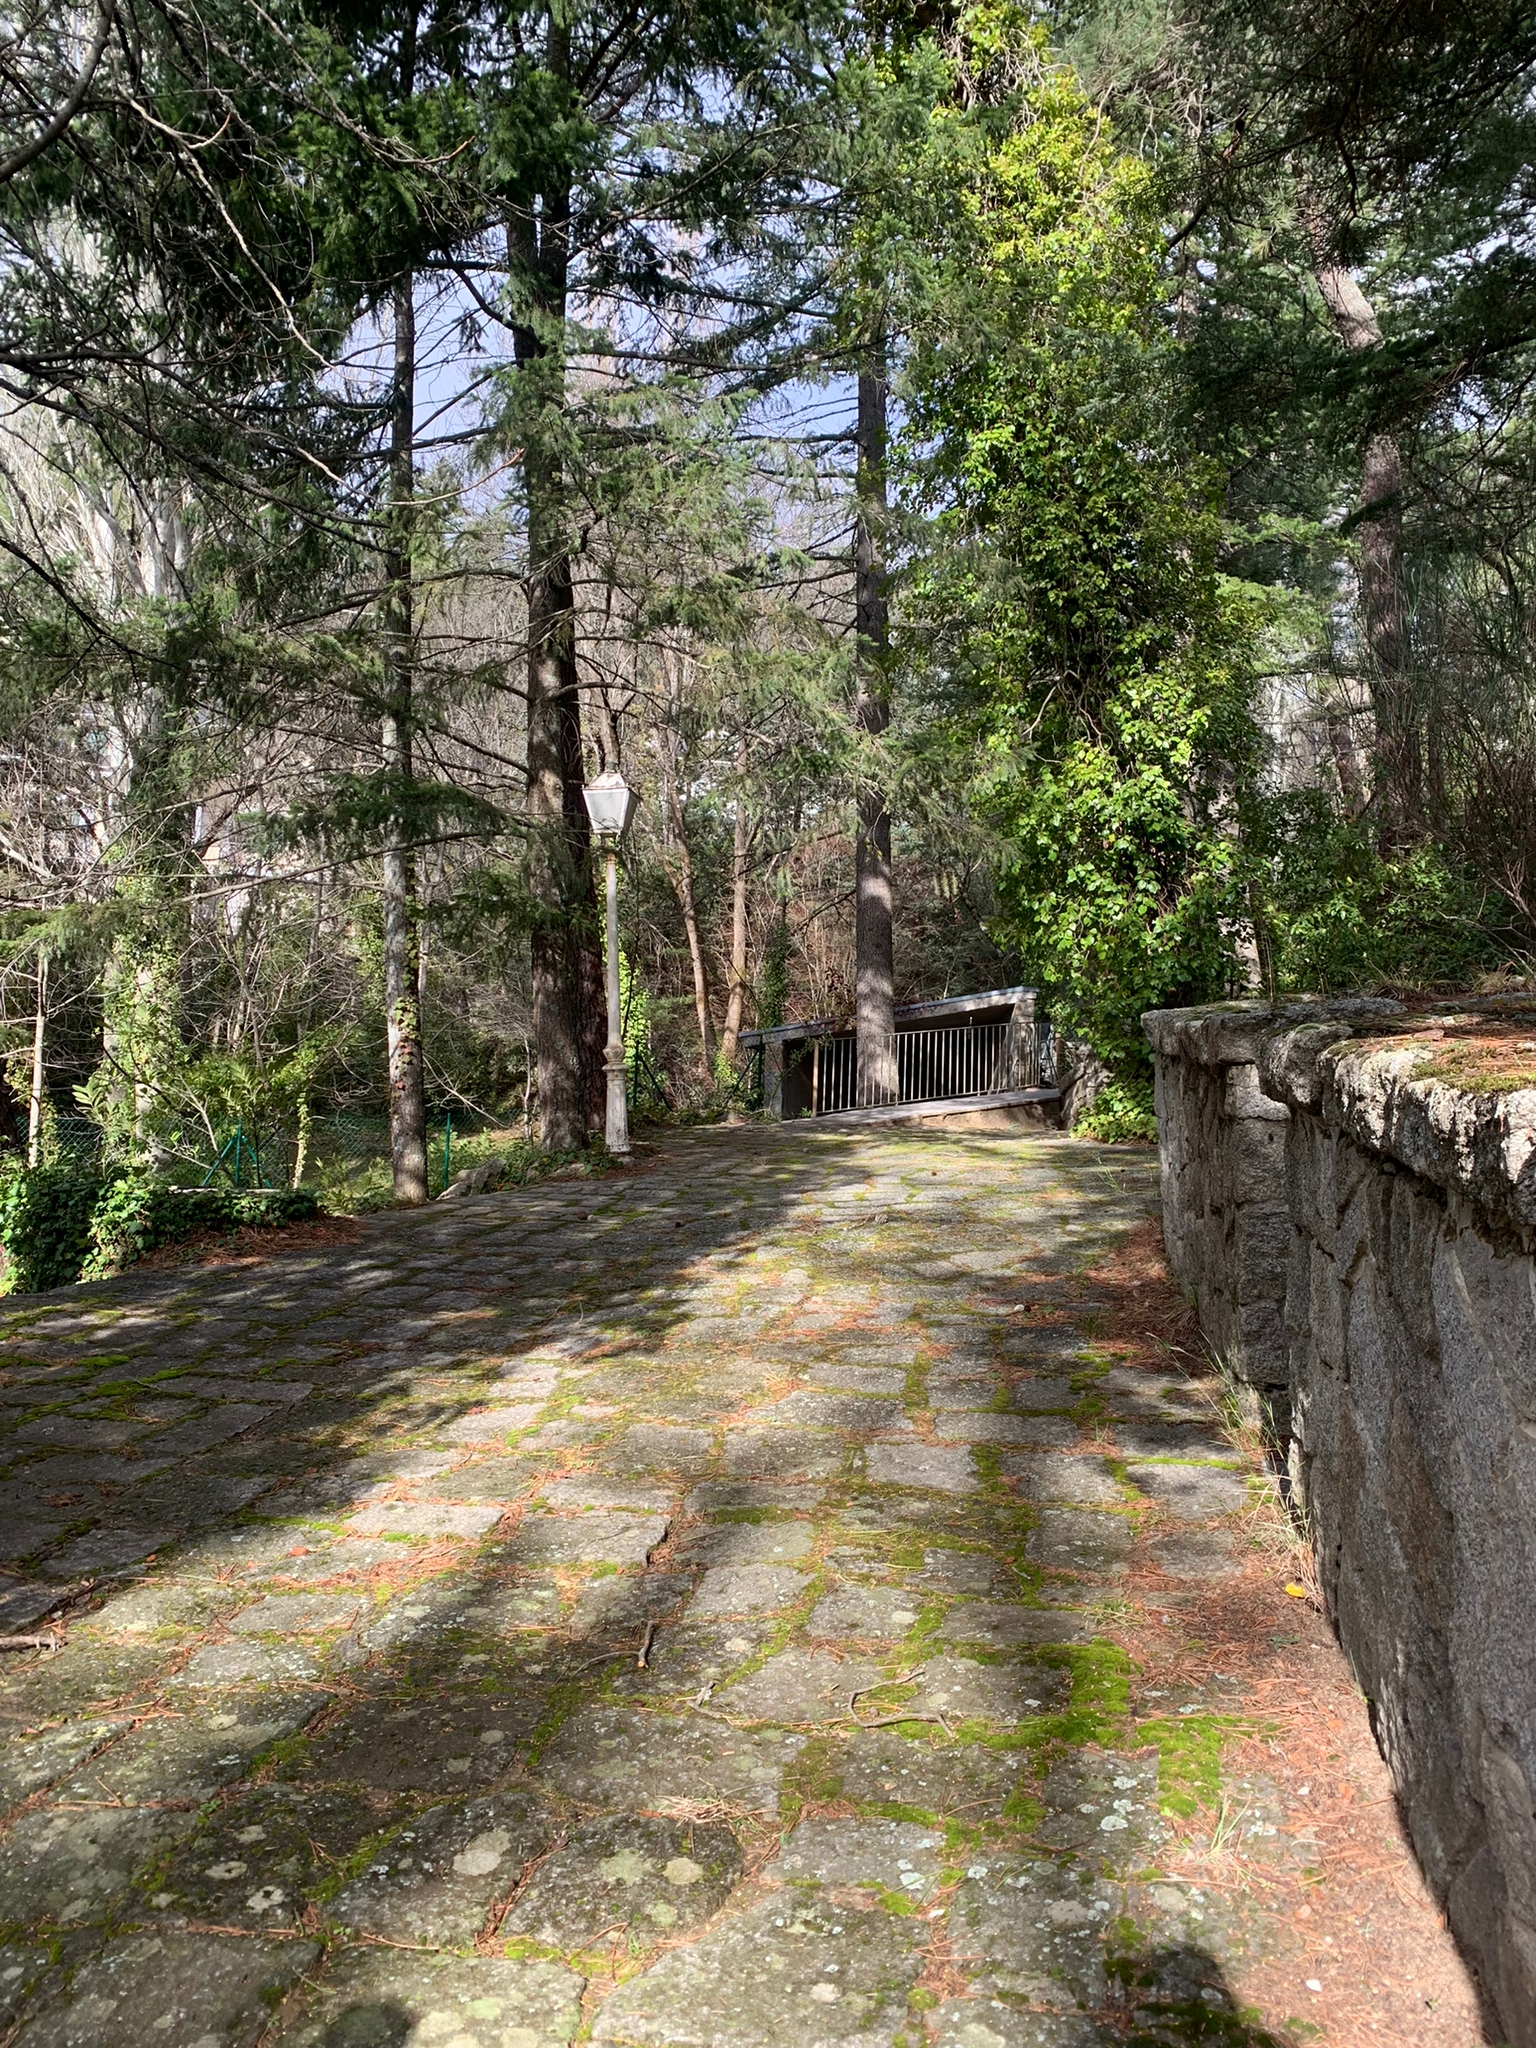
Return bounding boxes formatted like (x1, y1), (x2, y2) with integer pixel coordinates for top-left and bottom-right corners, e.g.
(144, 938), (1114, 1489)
(1231, 1206), (1291, 1300)
(1448, 1842), (1536, 2040)
(1385, 1394), (1454, 1638)
(1372, 1166), (1446, 1377)
(1289, 1359), (1336, 1482)
(1230, 1114), (1288, 1205)
(1343, 1252), (1390, 1442)
(1222, 1060), (1290, 1123)
(1308, 1243), (1346, 1371)
(1436, 1211), (1536, 1425)
(1229, 1299), (1287, 1387)
(1471, 1721), (1536, 2013)
(1329, 1168), (1371, 1282)
(1283, 1112), (1328, 1247)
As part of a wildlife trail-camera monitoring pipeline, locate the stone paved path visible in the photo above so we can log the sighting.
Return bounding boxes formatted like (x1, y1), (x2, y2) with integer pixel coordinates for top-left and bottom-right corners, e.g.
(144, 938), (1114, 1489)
(0, 1124), (1483, 2047)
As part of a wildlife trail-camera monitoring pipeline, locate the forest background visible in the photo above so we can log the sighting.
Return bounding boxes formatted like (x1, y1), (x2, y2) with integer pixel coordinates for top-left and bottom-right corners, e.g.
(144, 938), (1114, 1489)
(0, 0), (1531, 1231)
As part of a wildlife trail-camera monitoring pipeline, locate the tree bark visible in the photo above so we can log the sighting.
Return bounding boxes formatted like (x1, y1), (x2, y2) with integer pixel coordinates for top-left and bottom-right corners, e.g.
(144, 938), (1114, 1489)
(854, 363), (896, 1106)
(524, 488), (582, 1149)
(1301, 201), (1418, 845)
(656, 712), (716, 1067)
(1326, 711), (1366, 811)
(524, 463), (603, 1148)
(0, 1060), (24, 1154)
(517, 18), (604, 1149)
(382, 265), (429, 1204)
(721, 733), (751, 1068)
(25, 954), (43, 1162)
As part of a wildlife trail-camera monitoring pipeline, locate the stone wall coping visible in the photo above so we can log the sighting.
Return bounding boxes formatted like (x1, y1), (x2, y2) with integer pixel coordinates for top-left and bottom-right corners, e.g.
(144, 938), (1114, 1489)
(1141, 997), (1401, 1068)
(1262, 1023), (1536, 1235)
(1147, 996), (1536, 1229)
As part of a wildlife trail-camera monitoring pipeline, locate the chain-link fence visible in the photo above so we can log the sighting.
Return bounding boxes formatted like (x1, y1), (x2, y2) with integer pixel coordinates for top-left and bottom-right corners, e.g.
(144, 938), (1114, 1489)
(37, 1106), (518, 1207)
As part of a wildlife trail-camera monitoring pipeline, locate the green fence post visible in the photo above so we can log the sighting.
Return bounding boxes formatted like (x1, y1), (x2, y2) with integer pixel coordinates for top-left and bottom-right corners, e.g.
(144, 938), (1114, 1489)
(442, 1112), (453, 1191)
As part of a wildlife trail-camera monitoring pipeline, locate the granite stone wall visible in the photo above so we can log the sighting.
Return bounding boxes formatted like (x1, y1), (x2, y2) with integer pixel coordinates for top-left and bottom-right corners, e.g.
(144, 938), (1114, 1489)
(1144, 997), (1536, 2044)
(1144, 1004), (1303, 1395)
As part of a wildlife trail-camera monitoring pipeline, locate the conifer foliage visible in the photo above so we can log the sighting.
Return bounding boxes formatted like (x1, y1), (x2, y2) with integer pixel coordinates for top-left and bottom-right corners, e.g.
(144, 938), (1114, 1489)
(0, 0), (1527, 1210)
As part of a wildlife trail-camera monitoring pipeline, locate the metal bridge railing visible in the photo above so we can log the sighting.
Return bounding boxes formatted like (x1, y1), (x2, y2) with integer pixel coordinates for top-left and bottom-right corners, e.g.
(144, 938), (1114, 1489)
(898, 1021), (1011, 1104)
(808, 1017), (1051, 1116)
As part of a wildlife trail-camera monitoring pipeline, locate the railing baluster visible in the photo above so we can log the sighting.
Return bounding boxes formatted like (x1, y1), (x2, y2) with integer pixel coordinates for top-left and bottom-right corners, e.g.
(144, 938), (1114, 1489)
(812, 1018), (1024, 1115)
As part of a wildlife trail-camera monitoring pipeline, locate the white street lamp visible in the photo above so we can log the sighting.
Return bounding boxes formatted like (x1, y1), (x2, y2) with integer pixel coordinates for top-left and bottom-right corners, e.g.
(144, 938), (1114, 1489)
(582, 769), (638, 1155)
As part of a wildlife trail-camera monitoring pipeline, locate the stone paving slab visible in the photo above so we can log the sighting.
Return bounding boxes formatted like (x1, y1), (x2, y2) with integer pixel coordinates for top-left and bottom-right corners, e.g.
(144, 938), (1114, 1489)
(535, 1705), (801, 1815)
(57, 1688), (321, 1803)
(1125, 1461), (1252, 1518)
(770, 1815), (944, 1896)
(283, 1689), (546, 1791)
(0, 1804), (192, 1924)
(144, 1781), (395, 1927)
(0, 1120), (1481, 2044)
(693, 1564), (808, 1616)
(330, 1791), (552, 1942)
(344, 1499), (505, 1539)
(275, 1949), (583, 2048)
(679, 1520), (816, 1566)
(865, 1442), (977, 1492)
(1001, 1451), (1120, 1504)
(591, 1891), (927, 2048)
(0, 1717), (128, 1806)
(928, 1997), (1114, 2047)
(12, 1930), (319, 2048)
(503, 1812), (742, 1946)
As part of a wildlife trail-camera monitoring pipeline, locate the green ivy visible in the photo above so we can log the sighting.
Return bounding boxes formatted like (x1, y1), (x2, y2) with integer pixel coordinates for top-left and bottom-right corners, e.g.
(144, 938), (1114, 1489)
(0, 1165), (105, 1293)
(895, 24), (1262, 1075)
(83, 1179), (320, 1280)
(1243, 790), (1509, 996)
(0, 1168), (321, 1295)
(757, 910), (791, 1031)
(1073, 1079), (1157, 1144)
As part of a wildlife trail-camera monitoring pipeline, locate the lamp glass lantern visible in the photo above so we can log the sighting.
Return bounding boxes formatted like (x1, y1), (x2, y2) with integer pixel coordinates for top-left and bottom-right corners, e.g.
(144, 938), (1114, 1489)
(583, 768), (637, 839)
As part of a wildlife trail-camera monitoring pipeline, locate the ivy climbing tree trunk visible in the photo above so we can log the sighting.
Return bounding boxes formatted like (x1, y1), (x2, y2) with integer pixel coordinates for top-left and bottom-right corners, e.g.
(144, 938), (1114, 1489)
(382, 266), (429, 1204)
(854, 360), (897, 1107)
(27, 953), (45, 1165)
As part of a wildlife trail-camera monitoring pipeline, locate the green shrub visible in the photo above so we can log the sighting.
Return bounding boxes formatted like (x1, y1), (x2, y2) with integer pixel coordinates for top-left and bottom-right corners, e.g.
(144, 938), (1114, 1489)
(83, 1181), (320, 1280)
(0, 1169), (321, 1294)
(1073, 1078), (1157, 1143)
(1249, 792), (1509, 995)
(0, 1164), (105, 1292)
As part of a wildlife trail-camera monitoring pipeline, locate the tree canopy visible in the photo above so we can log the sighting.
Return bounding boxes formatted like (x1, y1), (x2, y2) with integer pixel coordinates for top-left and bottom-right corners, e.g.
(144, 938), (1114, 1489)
(0, 0), (1529, 1192)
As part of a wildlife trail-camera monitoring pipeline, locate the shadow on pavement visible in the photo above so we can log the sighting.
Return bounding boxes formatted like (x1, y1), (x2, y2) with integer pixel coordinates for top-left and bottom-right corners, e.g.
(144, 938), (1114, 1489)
(0, 1120), (1230, 2048)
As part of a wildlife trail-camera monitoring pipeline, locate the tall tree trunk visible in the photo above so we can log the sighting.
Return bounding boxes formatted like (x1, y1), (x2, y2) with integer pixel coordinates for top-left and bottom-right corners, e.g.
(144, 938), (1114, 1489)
(382, 266), (429, 1204)
(524, 448), (593, 1150)
(517, 19), (604, 1148)
(27, 954), (45, 1165)
(656, 716), (716, 1067)
(1301, 201), (1418, 846)
(1326, 712), (1366, 811)
(854, 363), (896, 1106)
(721, 734), (751, 1068)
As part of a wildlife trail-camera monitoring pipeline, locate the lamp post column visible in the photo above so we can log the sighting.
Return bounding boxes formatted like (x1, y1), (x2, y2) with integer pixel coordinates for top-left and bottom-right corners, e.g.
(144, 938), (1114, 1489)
(582, 768), (637, 1155)
(602, 838), (629, 1155)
